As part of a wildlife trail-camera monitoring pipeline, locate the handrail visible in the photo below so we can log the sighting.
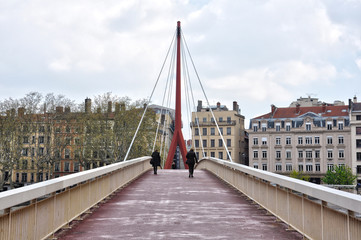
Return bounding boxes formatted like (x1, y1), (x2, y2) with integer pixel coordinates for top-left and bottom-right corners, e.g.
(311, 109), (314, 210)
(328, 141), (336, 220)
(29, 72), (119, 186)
(198, 157), (361, 214)
(0, 156), (151, 211)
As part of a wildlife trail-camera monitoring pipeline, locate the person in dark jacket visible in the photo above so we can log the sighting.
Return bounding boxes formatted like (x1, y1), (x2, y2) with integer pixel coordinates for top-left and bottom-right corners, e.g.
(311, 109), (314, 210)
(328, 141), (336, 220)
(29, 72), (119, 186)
(186, 148), (198, 178)
(151, 149), (161, 174)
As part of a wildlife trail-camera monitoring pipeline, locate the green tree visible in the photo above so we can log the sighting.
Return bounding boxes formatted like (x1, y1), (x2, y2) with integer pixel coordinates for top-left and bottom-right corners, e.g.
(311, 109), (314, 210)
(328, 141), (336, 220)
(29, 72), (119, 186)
(290, 170), (310, 182)
(322, 165), (357, 185)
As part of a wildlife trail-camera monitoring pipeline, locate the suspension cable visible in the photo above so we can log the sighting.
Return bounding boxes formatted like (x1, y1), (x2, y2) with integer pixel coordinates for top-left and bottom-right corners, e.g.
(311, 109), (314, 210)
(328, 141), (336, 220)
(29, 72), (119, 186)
(123, 30), (176, 161)
(182, 31), (233, 162)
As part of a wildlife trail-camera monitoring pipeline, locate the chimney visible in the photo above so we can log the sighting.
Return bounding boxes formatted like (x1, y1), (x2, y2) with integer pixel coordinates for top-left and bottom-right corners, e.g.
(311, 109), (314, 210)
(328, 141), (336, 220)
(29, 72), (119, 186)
(233, 101), (239, 113)
(65, 107), (70, 113)
(217, 102), (221, 109)
(56, 106), (64, 114)
(295, 103), (300, 114)
(18, 107), (25, 117)
(197, 100), (202, 112)
(85, 98), (91, 113)
(322, 102), (326, 113)
(354, 96), (357, 103)
(271, 104), (277, 116)
(115, 103), (120, 113)
(107, 101), (112, 113)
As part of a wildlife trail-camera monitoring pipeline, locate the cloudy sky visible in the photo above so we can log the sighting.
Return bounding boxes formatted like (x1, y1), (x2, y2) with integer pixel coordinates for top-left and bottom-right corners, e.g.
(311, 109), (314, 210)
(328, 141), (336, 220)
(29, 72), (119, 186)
(1, 0), (361, 138)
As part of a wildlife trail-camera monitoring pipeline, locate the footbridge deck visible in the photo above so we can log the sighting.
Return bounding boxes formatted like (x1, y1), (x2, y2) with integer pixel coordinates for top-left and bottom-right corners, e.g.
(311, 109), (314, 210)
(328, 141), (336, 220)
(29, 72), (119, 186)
(56, 169), (302, 239)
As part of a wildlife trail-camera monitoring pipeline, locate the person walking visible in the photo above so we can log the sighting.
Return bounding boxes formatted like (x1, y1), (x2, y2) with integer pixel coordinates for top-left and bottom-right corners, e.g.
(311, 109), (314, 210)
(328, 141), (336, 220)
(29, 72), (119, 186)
(151, 149), (161, 174)
(186, 148), (198, 178)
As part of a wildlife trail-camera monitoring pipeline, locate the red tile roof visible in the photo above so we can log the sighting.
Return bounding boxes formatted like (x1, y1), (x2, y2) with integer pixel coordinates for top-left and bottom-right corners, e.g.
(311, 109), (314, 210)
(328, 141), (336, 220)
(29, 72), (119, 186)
(254, 105), (349, 119)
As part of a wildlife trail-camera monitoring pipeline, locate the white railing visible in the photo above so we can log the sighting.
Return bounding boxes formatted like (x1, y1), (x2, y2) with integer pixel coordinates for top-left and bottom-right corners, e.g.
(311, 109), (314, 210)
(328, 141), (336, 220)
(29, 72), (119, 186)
(196, 157), (361, 240)
(0, 157), (152, 240)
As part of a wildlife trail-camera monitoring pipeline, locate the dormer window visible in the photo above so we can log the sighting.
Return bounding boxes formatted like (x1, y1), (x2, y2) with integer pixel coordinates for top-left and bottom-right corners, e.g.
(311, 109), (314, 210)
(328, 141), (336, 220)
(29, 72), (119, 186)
(327, 121), (332, 130)
(261, 123), (267, 132)
(338, 121), (344, 130)
(286, 123), (291, 131)
(306, 123), (311, 131)
(275, 123), (280, 132)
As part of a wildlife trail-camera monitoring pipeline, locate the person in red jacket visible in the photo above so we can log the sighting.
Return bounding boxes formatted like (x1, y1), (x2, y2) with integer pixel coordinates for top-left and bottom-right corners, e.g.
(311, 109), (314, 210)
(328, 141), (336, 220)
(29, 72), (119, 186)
(186, 148), (198, 178)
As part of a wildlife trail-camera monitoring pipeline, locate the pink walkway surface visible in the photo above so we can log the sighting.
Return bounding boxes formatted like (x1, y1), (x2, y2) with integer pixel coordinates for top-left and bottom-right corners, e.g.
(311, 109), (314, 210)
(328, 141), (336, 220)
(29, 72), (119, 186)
(57, 169), (303, 239)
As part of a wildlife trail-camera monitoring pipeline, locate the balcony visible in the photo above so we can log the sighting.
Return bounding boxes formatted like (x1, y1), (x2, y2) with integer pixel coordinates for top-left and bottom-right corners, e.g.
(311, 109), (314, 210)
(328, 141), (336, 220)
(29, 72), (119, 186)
(190, 120), (236, 127)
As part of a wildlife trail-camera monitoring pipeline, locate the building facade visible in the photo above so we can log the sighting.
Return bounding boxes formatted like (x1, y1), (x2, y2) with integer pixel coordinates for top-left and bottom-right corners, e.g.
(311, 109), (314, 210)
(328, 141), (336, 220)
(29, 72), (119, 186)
(349, 96), (361, 184)
(190, 100), (248, 164)
(249, 102), (351, 184)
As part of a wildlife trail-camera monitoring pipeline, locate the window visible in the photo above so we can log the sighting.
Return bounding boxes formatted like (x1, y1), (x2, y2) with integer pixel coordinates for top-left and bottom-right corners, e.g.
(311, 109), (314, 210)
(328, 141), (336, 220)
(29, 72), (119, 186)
(23, 136), (29, 143)
(227, 152), (231, 160)
(202, 117), (207, 123)
(276, 151), (281, 159)
(262, 137), (267, 145)
(261, 123), (267, 132)
(65, 149), (70, 159)
(276, 164), (282, 171)
(327, 150), (333, 159)
(286, 164), (292, 171)
(306, 123), (311, 131)
(219, 127), (223, 135)
(315, 136), (320, 144)
(195, 128), (199, 136)
(356, 127), (361, 135)
(211, 139), (215, 147)
(22, 160), (28, 169)
(276, 124), (280, 132)
(315, 164), (320, 172)
(286, 150), (291, 159)
(218, 152), (223, 159)
(253, 163), (259, 169)
(195, 118), (199, 124)
(315, 150), (320, 159)
(227, 127), (231, 135)
(227, 117), (231, 123)
(74, 162), (79, 172)
(357, 139), (361, 148)
(262, 150), (267, 159)
(39, 147), (44, 156)
(338, 136), (344, 144)
(227, 139), (231, 147)
(39, 126), (45, 132)
(253, 124), (258, 132)
(298, 164), (304, 172)
(218, 139), (223, 147)
(219, 117), (223, 122)
(276, 137), (281, 145)
(253, 150), (258, 159)
(195, 140), (199, 148)
(357, 115), (361, 121)
(202, 128), (207, 136)
(357, 152), (361, 161)
(306, 164), (313, 172)
(338, 163), (345, 169)
(64, 162), (70, 172)
(306, 150), (312, 159)
(210, 152), (215, 157)
(21, 173), (27, 183)
(22, 148), (28, 156)
(211, 117), (214, 123)
(201, 140), (206, 148)
(210, 128), (215, 135)
(305, 137), (312, 144)
(54, 162), (60, 172)
(32, 136), (35, 144)
(298, 150), (303, 158)
(327, 121), (332, 130)
(338, 122), (344, 130)
(286, 137), (291, 145)
(327, 163), (333, 171)
(262, 164), (267, 171)
(298, 136), (303, 145)
(286, 123), (291, 131)
(39, 136), (44, 144)
(327, 136), (333, 145)
(338, 149), (344, 158)
(253, 137), (258, 145)
(357, 166), (361, 174)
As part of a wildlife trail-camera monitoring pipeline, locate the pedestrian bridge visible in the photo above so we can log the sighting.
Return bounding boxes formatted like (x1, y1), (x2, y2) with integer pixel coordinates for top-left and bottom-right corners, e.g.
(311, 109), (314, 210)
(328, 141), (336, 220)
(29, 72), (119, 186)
(1, 158), (361, 240)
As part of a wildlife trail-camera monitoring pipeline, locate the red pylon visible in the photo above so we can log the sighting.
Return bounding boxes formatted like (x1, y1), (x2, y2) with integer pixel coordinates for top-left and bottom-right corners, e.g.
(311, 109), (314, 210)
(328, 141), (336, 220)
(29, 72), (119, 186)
(164, 21), (188, 169)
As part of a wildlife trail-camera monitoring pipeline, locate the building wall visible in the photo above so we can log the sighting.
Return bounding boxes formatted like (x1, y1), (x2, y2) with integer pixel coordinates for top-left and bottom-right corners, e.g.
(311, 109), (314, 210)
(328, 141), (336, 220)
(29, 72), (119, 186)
(190, 102), (246, 164)
(350, 100), (361, 183)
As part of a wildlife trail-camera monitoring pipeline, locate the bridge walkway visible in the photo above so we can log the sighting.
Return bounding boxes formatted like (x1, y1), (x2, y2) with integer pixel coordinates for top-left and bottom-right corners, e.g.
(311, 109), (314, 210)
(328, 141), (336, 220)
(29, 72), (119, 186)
(56, 169), (303, 239)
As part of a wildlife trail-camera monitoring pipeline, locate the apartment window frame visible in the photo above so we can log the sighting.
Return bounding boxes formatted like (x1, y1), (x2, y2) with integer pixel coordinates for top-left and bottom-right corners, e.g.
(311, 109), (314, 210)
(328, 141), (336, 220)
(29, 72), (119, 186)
(253, 137), (259, 145)
(298, 136), (303, 145)
(275, 137), (281, 145)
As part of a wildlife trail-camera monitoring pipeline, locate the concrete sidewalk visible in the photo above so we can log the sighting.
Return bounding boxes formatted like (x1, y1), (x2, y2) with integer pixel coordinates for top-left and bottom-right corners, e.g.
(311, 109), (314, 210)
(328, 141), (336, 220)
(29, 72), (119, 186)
(57, 169), (303, 239)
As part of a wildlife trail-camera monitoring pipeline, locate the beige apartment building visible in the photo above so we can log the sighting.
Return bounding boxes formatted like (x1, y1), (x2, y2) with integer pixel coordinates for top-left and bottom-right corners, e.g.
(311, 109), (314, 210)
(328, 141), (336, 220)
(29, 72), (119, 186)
(349, 96), (361, 184)
(249, 100), (351, 184)
(190, 100), (248, 164)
